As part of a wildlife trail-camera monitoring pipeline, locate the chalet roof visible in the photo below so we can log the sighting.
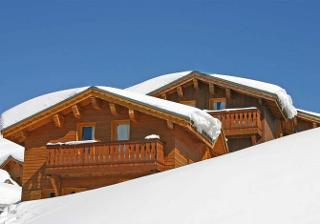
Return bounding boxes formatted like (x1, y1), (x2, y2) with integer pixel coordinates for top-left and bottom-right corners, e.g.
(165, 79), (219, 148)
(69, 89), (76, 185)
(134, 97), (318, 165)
(0, 137), (24, 166)
(297, 109), (320, 123)
(0, 86), (221, 142)
(126, 71), (297, 119)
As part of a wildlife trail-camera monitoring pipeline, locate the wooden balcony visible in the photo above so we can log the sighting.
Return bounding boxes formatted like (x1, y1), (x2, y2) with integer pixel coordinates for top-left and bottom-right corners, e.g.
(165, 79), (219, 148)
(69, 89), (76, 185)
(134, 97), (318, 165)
(46, 140), (165, 177)
(208, 108), (263, 137)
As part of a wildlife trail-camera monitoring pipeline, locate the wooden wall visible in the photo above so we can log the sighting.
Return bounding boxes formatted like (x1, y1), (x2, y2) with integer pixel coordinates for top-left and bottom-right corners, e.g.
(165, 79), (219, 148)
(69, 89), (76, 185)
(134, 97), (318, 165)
(21, 99), (213, 201)
(156, 79), (281, 151)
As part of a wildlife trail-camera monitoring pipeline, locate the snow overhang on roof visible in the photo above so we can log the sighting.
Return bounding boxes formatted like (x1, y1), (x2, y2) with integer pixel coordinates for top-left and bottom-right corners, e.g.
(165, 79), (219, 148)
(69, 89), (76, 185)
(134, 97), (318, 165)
(0, 86), (221, 143)
(297, 109), (320, 123)
(126, 71), (298, 119)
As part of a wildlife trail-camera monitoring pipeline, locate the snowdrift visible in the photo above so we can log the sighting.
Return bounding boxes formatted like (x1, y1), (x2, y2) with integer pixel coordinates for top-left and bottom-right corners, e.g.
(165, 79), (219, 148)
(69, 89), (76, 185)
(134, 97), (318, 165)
(1, 128), (320, 224)
(0, 169), (21, 210)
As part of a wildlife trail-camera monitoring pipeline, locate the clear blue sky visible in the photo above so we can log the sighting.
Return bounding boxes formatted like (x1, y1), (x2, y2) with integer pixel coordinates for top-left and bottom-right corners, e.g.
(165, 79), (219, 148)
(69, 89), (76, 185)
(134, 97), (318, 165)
(1, 0), (319, 113)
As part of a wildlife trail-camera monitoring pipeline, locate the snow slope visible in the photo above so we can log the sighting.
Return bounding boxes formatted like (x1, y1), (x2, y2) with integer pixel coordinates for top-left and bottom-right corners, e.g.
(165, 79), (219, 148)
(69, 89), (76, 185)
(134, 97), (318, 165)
(0, 137), (24, 166)
(0, 169), (21, 206)
(126, 71), (297, 118)
(1, 128), (320, 224)
(0, 86), (221, 141)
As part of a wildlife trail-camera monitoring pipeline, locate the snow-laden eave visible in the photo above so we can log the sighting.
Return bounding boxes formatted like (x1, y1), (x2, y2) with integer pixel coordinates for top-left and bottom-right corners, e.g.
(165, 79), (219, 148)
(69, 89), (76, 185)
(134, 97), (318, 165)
(297, 109), (320, 122)
(144, 71), (296, 120)
(201, 73), (295, 119)
(92, 87), (219, 145)
(0, 87), (91, 133)
(1, 86), (221, 146)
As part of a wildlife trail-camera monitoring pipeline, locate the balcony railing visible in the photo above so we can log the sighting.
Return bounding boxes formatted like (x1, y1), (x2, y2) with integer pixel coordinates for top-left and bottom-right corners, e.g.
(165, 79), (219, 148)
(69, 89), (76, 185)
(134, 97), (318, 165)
(46, 140), (165, 169)
(208, 108), (263, 136)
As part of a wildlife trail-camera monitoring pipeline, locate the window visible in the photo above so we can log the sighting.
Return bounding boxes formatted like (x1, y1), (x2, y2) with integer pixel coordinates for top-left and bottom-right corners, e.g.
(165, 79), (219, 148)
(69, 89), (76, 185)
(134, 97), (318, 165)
(209, 98), (226, 110)
(48, 192), (55, 198)
(180, 100), (196, 107)
(77, 123), (96, 140)
(82, 127), (95, 140)
(112, 120), (130, 141)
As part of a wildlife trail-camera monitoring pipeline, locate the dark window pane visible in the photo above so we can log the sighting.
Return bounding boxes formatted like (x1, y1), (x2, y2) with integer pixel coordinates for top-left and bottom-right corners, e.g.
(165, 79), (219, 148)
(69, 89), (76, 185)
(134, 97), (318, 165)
(82, 127), (94, 140)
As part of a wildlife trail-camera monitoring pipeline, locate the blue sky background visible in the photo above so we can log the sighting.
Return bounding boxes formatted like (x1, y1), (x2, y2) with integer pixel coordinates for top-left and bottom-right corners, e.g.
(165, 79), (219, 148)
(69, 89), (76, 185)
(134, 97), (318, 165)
(0, 0), (319, 113)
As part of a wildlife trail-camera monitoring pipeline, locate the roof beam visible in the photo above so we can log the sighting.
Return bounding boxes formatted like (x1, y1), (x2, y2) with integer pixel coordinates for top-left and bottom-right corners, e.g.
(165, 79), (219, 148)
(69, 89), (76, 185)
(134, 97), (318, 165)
(177, 86), (184, 97)
(16, 131), (26, 143)
(225, 88), (231, 103)
(193, 78), (199, 90)
(109, 103), (118, 116)
(72, 105), (81, 119)
(128, 109), (136, 122)
(90, 97), (101, 110)
(52, 114), (63, 128)
(161, 93), (167, 100)
(209, 83), (215, 96)
(166, 120), (174, 129)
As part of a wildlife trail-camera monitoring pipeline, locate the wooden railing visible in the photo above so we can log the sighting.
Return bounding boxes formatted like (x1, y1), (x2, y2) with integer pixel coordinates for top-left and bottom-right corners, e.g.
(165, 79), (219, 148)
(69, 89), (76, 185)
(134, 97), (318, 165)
(46, 140), (165, 168)
(209, 108), (263, 136)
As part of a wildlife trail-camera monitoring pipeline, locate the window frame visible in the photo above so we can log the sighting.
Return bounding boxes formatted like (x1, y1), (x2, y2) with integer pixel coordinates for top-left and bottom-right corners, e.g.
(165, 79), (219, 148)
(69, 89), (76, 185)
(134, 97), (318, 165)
(77, 122), (96, 141)
(209, 98), (226, 110)
(111, 120), (131, 141)
(179, 100), (196, 107)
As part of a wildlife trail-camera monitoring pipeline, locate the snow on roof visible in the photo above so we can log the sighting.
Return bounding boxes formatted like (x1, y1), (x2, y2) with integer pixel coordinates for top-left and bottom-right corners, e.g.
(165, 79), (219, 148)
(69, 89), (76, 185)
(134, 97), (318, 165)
(0, 169), (21, 205)
(0, 137), (24, 166)
(297, 108), (320, 118)
(0, 87), (90, 131)
(126, 71), (193, 94)
(1, 128), (320, 224)
(126, 71), (297, 119)
(0, 86), (221, 142)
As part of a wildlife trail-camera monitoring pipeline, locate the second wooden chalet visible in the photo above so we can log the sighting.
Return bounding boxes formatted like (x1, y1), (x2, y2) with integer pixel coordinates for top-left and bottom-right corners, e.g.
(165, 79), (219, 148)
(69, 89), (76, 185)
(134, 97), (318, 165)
(0, 137), (24, 185)
(127, 71), (320, 151)
(0, 86), (227, 201)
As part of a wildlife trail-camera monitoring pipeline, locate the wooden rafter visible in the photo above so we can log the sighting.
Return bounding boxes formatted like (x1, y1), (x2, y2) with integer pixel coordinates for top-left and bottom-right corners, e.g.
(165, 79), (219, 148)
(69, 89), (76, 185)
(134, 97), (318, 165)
(209, 83), (215, 96)
(16, 131), (26, 143)
(225, 88), (231, 102)
(166, 120), (174, 129)
(161, 93), (167, 100)
(128, 109), (136, 122)
(90, 97), (101, 110)
(193, 78), (199, 90)
(109, 103), (118, 116)
(72, 105), (81, 119)
(177, 86), (183, 97)
(52, 114), (63, 128)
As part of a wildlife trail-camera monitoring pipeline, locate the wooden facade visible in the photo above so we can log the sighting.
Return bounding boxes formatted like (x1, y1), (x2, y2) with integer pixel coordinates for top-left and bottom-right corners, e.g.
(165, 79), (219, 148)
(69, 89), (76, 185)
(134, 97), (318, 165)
(143, 71), (320, 152)
(0, 156), (23, 185)
(1, 88), (227, 201)
(1, 71), (319, 201)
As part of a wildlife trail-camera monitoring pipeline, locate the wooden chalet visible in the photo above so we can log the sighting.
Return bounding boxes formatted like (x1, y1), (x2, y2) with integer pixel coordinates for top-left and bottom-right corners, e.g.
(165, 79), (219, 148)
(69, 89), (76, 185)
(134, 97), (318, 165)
(0, 86), (227, 201)
(0, 156), (23, 185)
(0, 137), (24, 185)
(127, 71), (320, 152)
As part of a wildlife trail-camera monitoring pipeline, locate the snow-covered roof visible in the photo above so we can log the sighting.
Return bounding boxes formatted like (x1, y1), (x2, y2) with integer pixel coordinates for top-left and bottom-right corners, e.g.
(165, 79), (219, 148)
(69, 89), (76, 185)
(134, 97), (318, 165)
(1, 128), (320, 224)
(297, 108), (320, 119)
(0, 86), (221, 142)
(0, 169), (21, 206)
(126, 71), (297, 119)
(0, 137), (24, 166)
